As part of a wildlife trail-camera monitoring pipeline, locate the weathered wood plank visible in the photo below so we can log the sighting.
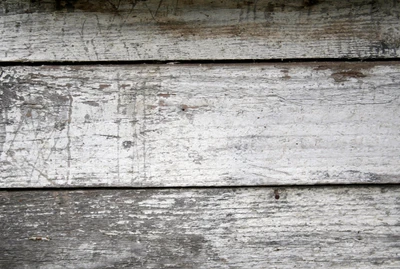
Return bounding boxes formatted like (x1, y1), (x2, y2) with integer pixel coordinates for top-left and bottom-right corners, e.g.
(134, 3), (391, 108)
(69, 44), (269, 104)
(0, 186), (399, 268)
(1, 62), (400, 187)
(0, 0), (399, 61)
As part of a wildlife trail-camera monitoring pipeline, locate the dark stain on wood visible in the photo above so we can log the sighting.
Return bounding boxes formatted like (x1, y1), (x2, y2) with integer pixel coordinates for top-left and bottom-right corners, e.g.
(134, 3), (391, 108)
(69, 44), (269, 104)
(181, 104), (189, 111)
(331, 70), (367, 82)
(55, 0), (77, 11)
(157, 93), (176, 98)
(99, 84), (111, 90)
(156, 20), (200, 37)
(54, 121), (67, 131)
(8, 0), (395, 44)
(122, 140), (133, 149)
(29, 0), (146, 13)
(281, 69), (291, 79)
(82, 100), (100, 107)
(303, 0), (319, 7)
(180, 104), (209, 111)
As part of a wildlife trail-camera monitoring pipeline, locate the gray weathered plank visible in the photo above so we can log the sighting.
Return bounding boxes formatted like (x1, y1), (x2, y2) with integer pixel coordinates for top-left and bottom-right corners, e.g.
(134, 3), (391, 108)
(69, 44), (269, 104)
(1, 62), (400, 187)
(0, 0), (399, 61)
(0, 187), (399, 268)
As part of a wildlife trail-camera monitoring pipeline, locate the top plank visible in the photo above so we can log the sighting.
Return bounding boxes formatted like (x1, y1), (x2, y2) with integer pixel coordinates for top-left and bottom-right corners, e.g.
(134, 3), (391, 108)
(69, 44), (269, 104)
(0, 0), (399, 62)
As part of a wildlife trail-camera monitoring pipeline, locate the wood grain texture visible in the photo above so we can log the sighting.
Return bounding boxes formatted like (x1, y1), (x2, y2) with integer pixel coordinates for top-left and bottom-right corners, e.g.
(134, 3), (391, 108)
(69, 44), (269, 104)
(1, 186), (399, 268)
(1, 62), (400, 187)
(0, 0), (400, 61)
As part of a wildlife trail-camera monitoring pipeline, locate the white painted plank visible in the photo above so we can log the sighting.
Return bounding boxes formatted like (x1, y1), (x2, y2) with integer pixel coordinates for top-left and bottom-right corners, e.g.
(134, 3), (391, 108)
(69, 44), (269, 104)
(1, 187), (399, 268)
(1, 62), (400, 187)
(0, 0), (399, 61)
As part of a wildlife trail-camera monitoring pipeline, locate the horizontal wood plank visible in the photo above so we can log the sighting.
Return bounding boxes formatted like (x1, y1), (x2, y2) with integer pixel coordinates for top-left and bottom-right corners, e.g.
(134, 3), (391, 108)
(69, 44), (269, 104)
(1, 186), (399, 268)
(1, 62), (400, 187)
(0, 0), (399, 61)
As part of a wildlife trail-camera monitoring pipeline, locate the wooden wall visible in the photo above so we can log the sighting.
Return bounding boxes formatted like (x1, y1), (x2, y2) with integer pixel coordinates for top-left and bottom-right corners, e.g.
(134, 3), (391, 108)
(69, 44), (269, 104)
(1, 0), (400, 268)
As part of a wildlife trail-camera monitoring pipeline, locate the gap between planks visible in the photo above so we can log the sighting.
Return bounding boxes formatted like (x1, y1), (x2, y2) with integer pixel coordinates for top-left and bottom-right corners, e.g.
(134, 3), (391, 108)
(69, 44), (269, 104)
(1, 183), (400, 192)
(1, 58), (400, 67)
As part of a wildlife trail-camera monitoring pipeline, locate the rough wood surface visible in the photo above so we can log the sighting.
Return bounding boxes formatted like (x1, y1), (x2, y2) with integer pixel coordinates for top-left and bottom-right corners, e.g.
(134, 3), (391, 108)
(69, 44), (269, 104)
(1, 186), (399, 268)
(0, 0), (399, 61)
(1, 62), (400, 187)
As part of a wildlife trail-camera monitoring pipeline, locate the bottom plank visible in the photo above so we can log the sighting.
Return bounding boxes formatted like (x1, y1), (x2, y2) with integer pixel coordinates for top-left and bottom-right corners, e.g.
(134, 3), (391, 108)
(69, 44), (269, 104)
(1, 187), (399, 268)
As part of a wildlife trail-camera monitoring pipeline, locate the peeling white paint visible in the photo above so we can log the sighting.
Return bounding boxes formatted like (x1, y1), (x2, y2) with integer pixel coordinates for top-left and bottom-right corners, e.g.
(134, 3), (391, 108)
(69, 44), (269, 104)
(1, 63), (400, 187)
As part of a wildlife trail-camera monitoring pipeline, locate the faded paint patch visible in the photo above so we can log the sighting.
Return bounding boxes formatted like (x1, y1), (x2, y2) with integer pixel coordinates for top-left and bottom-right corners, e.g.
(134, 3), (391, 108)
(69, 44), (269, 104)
(313, 170), (384, 182)
(0, 72), (22, 157)
(82, 101), (100, 107)
(54, 121), (67, 131)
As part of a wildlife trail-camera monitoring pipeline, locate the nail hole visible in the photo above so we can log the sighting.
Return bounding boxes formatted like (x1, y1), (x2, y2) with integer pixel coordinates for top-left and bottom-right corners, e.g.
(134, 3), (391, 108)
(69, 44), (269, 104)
(274, 189), (280, 199)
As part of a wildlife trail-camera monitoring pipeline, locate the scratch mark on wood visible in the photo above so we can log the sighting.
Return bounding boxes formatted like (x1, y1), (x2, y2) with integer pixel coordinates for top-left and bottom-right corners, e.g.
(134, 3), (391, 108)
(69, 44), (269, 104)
(1, 187), (399, 268)
(132, 87), (138, 185)
(2, 0), (400, 61)
(29, 129), (55, 183)
(1, 63), (400, 187)
(66, 93), (73, 184)
(144, 2), (156, 21)
(249, 164), (292, 176)
(154, 0), (164, 17)
(117, 72), (121, 183)
(5, 112), (25, 158)
(142, 86), (147, 181)
(22, 156), (53, 184)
